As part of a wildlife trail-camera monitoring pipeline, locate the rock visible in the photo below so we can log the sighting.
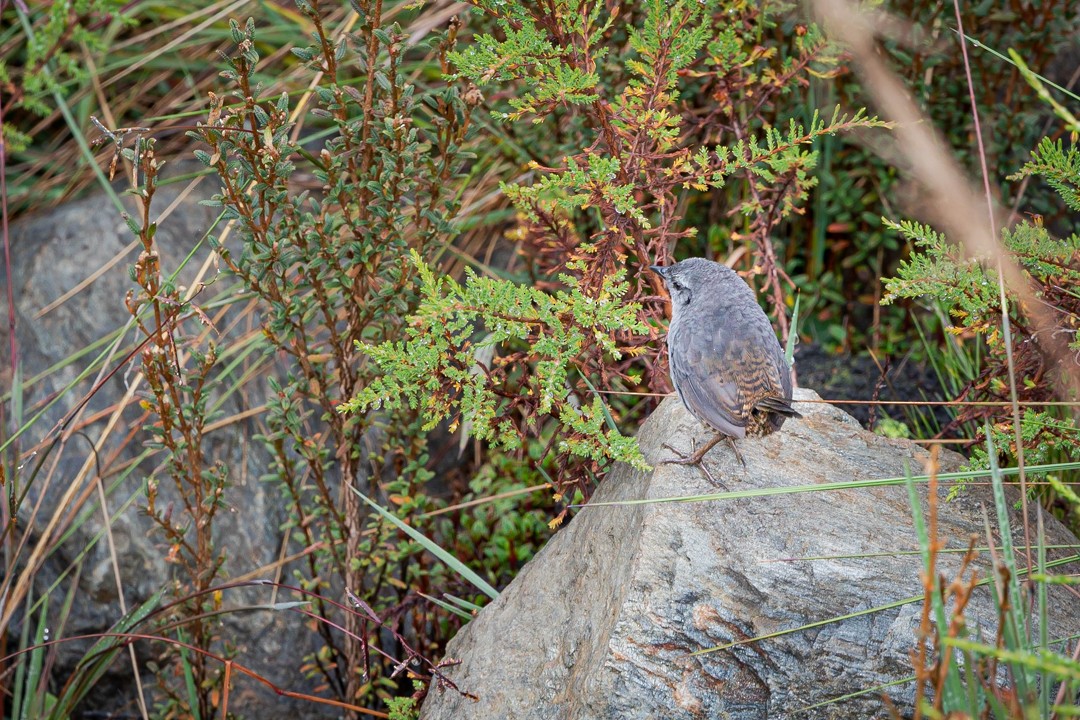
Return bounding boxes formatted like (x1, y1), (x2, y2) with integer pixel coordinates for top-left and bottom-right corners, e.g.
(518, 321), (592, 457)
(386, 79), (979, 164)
(420, 388), (1080, 719)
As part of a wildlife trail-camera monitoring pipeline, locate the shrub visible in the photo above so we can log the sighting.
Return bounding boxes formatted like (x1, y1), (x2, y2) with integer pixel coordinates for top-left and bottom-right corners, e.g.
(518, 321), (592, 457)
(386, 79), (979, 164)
(346, 0), (885, 503)
(883, 136), (1080, 510)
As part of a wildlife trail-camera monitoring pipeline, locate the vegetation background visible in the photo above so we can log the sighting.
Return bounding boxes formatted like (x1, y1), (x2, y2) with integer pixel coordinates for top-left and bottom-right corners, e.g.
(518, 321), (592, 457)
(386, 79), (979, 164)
(1, 0), (1078, 718)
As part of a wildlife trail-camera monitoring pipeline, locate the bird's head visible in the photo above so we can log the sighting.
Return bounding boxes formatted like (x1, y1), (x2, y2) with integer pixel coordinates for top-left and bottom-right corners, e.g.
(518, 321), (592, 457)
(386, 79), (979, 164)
(649, 258), (735, 312)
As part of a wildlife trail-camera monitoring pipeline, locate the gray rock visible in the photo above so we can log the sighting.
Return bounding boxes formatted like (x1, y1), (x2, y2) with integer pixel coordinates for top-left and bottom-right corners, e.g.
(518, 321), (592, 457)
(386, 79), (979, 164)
(421, 388), (1080, 719)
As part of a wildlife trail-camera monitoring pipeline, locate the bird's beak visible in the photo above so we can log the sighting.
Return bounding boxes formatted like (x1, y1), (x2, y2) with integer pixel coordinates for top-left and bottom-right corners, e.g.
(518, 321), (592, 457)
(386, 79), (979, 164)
(648, 264), (666, 277)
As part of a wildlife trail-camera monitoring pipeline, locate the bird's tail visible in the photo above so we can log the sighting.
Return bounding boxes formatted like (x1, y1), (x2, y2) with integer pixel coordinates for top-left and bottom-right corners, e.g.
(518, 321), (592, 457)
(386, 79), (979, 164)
(755, 396), (802, 419)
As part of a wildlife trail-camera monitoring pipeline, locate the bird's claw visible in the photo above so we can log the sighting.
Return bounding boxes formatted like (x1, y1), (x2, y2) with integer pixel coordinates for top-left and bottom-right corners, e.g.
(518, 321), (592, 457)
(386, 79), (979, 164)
(660, 436), (731, 488)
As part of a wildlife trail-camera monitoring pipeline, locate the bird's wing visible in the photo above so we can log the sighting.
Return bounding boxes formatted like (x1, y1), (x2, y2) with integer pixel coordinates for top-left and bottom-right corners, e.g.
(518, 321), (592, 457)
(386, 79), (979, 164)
(669, 322), (747, 438)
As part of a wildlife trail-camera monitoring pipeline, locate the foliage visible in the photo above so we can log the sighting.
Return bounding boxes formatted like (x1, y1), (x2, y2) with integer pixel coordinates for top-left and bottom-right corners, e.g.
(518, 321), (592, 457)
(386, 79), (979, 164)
(190, 4), (487, 712)
(883, 137), (1080, 513)
(5, 0), (1075, 362)
(1, 1), (317, 215)
(344, 0), (884, 504)
(901, 441), (1080, 718)
(10, 0), (1073, 716)
(386, 694), (419, 720)
(121, 138), (232, 718)
(1018, 137), (1080, 213)
(449, 456), (553, 580)
(450, 0), (883, 347)
(343, 251), (649, 471)
(1, 1), (133, 137)
(794, 0), (1079, 354)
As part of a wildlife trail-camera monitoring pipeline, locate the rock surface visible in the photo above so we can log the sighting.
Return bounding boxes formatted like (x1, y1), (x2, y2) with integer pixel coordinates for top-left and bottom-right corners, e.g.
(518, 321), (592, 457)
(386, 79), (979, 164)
(421, 389), (1080, 719)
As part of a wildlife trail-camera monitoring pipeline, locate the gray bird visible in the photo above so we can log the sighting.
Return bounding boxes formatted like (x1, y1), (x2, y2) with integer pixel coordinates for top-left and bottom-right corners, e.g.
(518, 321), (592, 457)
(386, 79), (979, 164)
(650, 258), (800, 468)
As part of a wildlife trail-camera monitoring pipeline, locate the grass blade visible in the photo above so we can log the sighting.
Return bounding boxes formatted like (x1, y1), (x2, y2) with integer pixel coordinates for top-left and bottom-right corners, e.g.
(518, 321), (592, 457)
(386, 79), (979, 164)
(352, 487), (499, 601)
(785, 291), (800, 367)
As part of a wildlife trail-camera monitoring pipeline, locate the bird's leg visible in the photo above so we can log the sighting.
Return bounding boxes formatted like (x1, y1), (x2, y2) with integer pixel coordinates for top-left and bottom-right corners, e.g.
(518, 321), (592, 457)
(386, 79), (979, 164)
(660, 431), (747, 470)
(725, 436), (746, 468)
(662, 432), (726, 465)
(652, 431), (730, 487)
(661, 432), (737, 488)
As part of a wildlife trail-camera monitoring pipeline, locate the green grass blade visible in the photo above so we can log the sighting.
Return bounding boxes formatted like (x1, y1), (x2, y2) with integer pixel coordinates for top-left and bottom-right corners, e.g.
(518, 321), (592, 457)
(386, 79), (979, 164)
(785, 290), (800, 367)
(985, 425), (1038, 705)
(580, 460), (1080, 508)
(178, 633), (202, 720)
(690, 551), (1077, 657)
(943, 637), (1080, 684)
(440, 593), (485, 613)
(794, 675), (914, 714)
(579, 374), (619, 433)
(1037, 510), (1049, 717)
(417, 592), (474, 620)
(53, 586), (166, 715)
(352, 487), (499, 601)
(19, 588), (49, 719)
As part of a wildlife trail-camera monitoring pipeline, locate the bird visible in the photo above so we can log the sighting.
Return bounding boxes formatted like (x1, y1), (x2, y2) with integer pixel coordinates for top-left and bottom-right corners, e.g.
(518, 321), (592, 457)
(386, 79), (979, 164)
(650, 258), (801, 474)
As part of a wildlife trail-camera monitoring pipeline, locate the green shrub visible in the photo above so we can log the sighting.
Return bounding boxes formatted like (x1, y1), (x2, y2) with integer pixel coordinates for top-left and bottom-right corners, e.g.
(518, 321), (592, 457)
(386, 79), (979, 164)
(346, 0), (884, 503)
(193, 7), (475, 709)
(883, 137), (1080, 510)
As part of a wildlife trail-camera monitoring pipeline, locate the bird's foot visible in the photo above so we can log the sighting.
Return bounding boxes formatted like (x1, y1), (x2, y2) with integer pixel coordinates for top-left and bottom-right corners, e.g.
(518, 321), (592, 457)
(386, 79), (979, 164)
(661, 433), (733, 465)
(725, 436), (746, 468)
(661, 434), (734, 488)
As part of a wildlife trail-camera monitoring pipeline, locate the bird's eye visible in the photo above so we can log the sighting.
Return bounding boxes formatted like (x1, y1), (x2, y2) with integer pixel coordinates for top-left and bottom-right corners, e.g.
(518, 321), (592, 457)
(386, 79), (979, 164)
(670, 279), (692, 305)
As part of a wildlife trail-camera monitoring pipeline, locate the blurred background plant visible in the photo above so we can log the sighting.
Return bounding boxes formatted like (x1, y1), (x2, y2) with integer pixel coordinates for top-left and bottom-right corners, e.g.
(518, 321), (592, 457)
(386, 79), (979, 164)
(2, 0), (1079, 716)
(883, 134), (1080, 521)
(897, 446), (1076, 720)
(791, 0), (1079, 356)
